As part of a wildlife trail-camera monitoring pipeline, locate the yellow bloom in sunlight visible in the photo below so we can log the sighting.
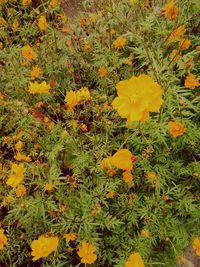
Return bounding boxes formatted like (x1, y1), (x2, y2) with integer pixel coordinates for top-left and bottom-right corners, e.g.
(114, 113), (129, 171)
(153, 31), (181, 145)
(77, 242), (97, 264)
(162, 1), (178, 20)
(49, 0), (58, 8)
(22, 0), (32, 5)
(14, 152), (32, 162)
(31, 235), (59, 261)
(168, 121), (186, 137)
(44, 183), (55, 193)
(22, 45), (37, 61)
(28, 81), (50, 94)
(6, 163), (26, 188)
(184, 74), (199, 89)
(15, 141), (23, 151)
(112, 74), (163, 123)
(113, 36), (126, 49)
(65, 90), (78, 111)
(179, 38), (191, 50)
(98, 67), (108, 78)
(77, 87), (91, 102)
(125, 252), (145, 267)
(38, 15), (48, 32)
(64, 233), (77, 242)
(0, 228), (7, 250)
(192, 237), (200, 256)
(16, 184), (26, 197)
(30, 66), (42, 80)
(169, 25), (186, 43)
(12, 19), (19, 33)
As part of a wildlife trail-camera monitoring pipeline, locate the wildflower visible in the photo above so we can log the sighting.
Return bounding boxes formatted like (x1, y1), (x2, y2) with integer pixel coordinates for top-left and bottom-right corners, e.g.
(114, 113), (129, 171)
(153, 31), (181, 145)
(30, 66), (42, 80)
(91, 204), (101, 216)
(38, 16), (48, 32)
(6, 163), (26, 188)
(107, 169), (116, 177)
(44, 183), (54, 193)
(179, 39), (191, 50)
(22, 45), (37, 61)
(77, 242), (97, 264)
(106, 191), (116, 198)
(12, 19), (19, 33)
(80, 17), (87, 27)
(141, 229), (150, 238)
(64, 233), (77, 242)
(16, 185), (26, 197)
(31, 235), (59, 261)
(125, 252), (145, 267)
(22, 0), (31, 5)
(0, 17), (6, 26)
(28, 81), (50, 94)
(0, 228), (7, 250)
(124, 53), (133, 65)
(14, 152), (32, 162)
(168, 121), (186, 137)
(98, 67), (108, 78)
(83, 41), (90, 51)
(15, 141), (23, 151)
(109, 29), (116, 36)
(162, 1), (178, 20)
(77, 87), (91, 102)
(146, 172), (157, 181)
(65, 90), (78, 111)
(80, 124), (88, 132)
(169, 49), (180, 62)
(169, 25), (185, 42)
(193, 237), (200, 256)
(113, 36), (126, 49)
(112, 74), (163, 123)
(184, 74), (199, 89)
(49, 0), (58, 8)
(123, 170), (133, 184)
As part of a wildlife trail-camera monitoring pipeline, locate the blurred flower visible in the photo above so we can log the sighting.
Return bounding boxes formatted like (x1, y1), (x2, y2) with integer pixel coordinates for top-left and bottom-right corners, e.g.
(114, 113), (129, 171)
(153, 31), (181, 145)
(80, 123), (88, 132)
(0, 228), (7, 250)
(0, 17), (6, 26)
(169, 25), (185, 42)
(12, 19), (19, 33)
(14, 152), (32, 162)
(30, 66), (42, 80)
(112, 74), (163, 123)
(106, 191), (116, 198)
(6, 163), (26, 188)
(28, 81), (50, 94)
(38, 16), (48, 32)
(123, 170), (133, 184)
(162, 1), (178, 20)
(184, 74), (199, 89)
(169, 49), (181, 62)
(16, 185), (26, 197)
(107, 169), (116, 177)
(179, 39), (191, 50)
(113, 36), (126, 49)
(65, 90), (78, 111)
(49, 0), (58, 8)
(22, 0), (31, 5)
(192, 237), (200, 256)
(168, 121), (186, 137)
(22, 45), (37, 61)
(44, 183), (55, 193)
(64, 233), (77, 242)
(80, 17), (87, 27)
(125, 252), (145, 267)
(141, 229), (150, 238)
(0, 42), (3, 49)
(15, 141), (23, 151)
(77, 242), (97, 264)
(31, 235), (59, 261)
(98, 67), (108, 78)
(77, 87), (91, 102)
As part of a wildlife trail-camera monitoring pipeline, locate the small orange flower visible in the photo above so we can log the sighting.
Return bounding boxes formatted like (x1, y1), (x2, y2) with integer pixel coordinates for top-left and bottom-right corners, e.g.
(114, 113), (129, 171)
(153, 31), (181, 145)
(38, 15), (48, 32)
(0, 228), (7, 250)
(77, 242), (97, 264)
(107, 169), (116, 177)
(16, 184), (26, 197)
(179, 39), (191, 50)
(192, 237), (200, 256)
(113, 36), (126, 49)
(141, 229), (150, 238)
(80, 123), (88, 132)
(30, 66), (42, 80)
(14, 152), (32, 162)
(184, 74), (199, 89)
(123, 170), (133, 184)
(22, 0), (31, 6)
(98, 67), (108, 78)
(64, 233), (77, 242)
(6, 163), (26, 188)
(168, 121), (186, 137)
(169, 25), (186, 43)
(15, 141), (23, 151)
(44, 183), (55, 193)
(162, 1), (178, 20)
(106, 191), (116, 198)
(125, 252), (145, 267)
(22, 45), (37, 61)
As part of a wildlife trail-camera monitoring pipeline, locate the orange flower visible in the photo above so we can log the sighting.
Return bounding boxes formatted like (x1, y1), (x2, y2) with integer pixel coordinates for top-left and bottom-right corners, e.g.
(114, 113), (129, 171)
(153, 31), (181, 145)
(106, 191), (116, 198)
(169, 25), (186, 43)
(14, 152), (31, 162)
(184, 74), (199, 89)
(38, 15), (48, 32)
(77, 242), (97, 264)
(0, 228), (7, 250)
(6, 163), (26, 188)
(113, 36), (126, 49)
(44, 183), (55, 193)
(22, 45), (37, 61)
(16, 184), (26, 197)
(125, 252), (145, 267)
(168, 121), (186, 137)
(123, 170), (133, 184)
(64, 233), (77, 242)
(80, 123), (88, 132)
(169, 49), (181, 62)
(49, 0), (58, 8)
(141, 229), (150, 238)
(22, 0), (31, 5)
(179, 39), (191, 50)
(15, 141), (23, 151)
(162, 1), (178, 20)
(98, 67), (108, 78)
(107, 169), (116, 177)
(192, 237), (200, 256)
(30, 66), (42, 80)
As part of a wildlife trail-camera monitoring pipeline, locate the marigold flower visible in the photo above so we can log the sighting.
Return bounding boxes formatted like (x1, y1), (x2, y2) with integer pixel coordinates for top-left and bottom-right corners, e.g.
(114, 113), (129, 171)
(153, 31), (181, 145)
(16, 184), (26, 197)
(106, 191), (116, 198)
(168, 121), (186, 137)
(6, 163), (26, 188)
(125, 252), (145, 267)
(64, 233), (77, 242)
(98, 67), (108, 78)
(141, 229), (150, 238)
(15, 141), (23, 151)
(107, 169), (116, 177)
(14, 152), (32, 162)
(0, 228), (7, 250)
(123, 170), (133, 184)
(192, 237), (200, 256)
(77, 242), (97, 264)
(112, 74), (163, 123)
(22, 45), (37, 61)
(169, 25), (186, 42)
(31, 235), (59, 261)
(12, 19), (19, 33)
(80, 123), (88, 132)
(179, 39), (191, 50)
(113, 36), (126, 49)
(38, 15), (48, 32)
(162, 1), (178, 20)
(28, 81), (50, 94)
(22, 0), (31, 5)
(184, 74), (199, 89)
(44, 183), (55, 193)
(65, 90), (78, 111)
(30, 66), (42, 80)
(49, 0), (58, 8)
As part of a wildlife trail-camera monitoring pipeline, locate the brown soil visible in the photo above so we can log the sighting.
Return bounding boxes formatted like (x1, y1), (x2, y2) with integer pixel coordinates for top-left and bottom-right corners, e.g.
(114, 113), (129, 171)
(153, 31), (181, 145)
(61, 0), (81, 17)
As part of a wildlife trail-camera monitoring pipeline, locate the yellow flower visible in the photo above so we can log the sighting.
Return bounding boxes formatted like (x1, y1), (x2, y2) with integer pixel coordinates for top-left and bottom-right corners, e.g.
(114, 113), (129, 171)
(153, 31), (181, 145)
(77, 87), (91, 102)
(12, 19), (19, 33)
(6, 163), (26, 188)
(113, 36), (126, 49)
(15, 141), (23, 151)
(22, 45), (37, 61)
(125, 252), (145, 267)
(64, 233), (77, 242)
(0, 17), (6, 26)
(38, 15), (48, 32)
(0, 228), (7, 250)
(169, 25), (185, 43)
(65, 90), (78, 111)
(162, 1), (178, 20)
(44, 183), (54, 193)
(31, 235), (59, 261)
(146, 171), (157, 181)
(49, 0), (58, 8)
(30, 66), (42, 80)
(98, 67), (108, 78)
(16, 184), (26, 197)
(28, 81), (50, 94)
(80, 123), (88, 132)
(83, 41), (90, 51)
(123, 170), (133, 184)
(112, 74), (163, 123)
(141, 229), (150, 238)
(22, 0), (31, 5)
(169, 49), (180, 62)
(184, 74), (199, 89)
(0, 42), (3, 49)
(77, 242), (97, 264)
(192, 237), (200, 256)
(14, 152), (32, 162)
(179, 39), (191, 50)
(106, 191), (116, 198)
(168, 121), (186, 137)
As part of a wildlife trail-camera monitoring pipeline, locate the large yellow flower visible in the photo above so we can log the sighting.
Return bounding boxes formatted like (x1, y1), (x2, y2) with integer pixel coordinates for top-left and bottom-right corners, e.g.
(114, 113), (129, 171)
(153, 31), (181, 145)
(77, 242), (97, 264)
(112, 74), (163, 123)
(31, 235), (59, 261)
(6, 163), (26, 188)
(0, 228), (7, 250)
(125, 252), (145, 267)
(28, 81), (50, 94)
(22, 45), (37, 61)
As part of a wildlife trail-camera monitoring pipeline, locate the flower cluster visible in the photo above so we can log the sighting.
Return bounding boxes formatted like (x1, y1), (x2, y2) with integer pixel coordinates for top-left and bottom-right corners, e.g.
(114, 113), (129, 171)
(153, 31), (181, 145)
(64, 87), (91, 111)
